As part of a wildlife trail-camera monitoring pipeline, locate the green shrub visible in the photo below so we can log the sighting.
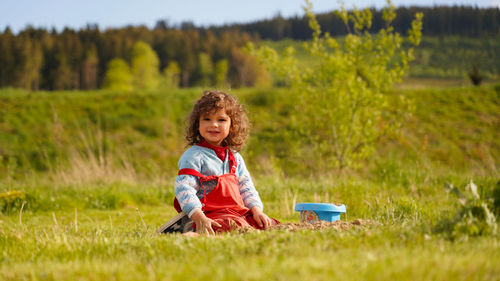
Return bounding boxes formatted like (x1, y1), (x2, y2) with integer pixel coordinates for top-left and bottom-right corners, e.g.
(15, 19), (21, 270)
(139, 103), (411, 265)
(435, 180), (498, 240)
(468, 62), (483, 86)
(251, 0), (423, 171)
(0, 190), (29, 214)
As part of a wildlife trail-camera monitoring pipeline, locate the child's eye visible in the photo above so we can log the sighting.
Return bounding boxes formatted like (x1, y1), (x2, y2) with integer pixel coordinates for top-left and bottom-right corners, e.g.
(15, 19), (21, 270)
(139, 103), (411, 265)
(219, 119), (227, 122)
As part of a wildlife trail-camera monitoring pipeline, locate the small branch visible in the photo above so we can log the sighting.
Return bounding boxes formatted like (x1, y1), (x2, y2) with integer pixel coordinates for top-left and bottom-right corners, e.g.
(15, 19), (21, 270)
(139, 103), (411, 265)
(284, 191), (290, 217)
(344, 17), (352, 34)
(136, 208), (147, 230)
(109, 215), (113, 230)
(74, 208), (78, 233)
(19, 201), (26, 226)
(52, 212), (59, 228)
(292, 191), (298, 215)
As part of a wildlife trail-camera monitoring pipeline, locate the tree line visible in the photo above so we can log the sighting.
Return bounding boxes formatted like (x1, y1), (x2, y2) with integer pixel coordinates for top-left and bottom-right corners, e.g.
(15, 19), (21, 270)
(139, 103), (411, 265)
(0, 5), (498, 91)
(0, 25), (268, 90)
(219, 5), (500, 40)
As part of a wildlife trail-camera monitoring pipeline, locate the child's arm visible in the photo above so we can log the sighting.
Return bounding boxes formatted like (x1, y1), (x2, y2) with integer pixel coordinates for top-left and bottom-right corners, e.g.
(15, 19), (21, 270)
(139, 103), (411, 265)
(175, 174), (222, 234)
(174, 174), (203, 217)
(175, 148), (222, 234)
(236, 154), (273, 228)
(235, 154), (264, 210)
(175, 149), (204, 217)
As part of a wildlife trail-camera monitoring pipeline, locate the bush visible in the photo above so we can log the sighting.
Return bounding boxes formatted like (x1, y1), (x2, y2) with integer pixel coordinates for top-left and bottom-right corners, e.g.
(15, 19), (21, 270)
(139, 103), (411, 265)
(0, 190), (28, 214)
(251, 0), (423, 171)
(435, 180), (498, 240)
(468, 62), (483, 86)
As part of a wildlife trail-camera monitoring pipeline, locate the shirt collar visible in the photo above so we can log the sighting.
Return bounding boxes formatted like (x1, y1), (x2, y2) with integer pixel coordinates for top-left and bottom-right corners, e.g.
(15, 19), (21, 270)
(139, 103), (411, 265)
(198, 139), (227, 162)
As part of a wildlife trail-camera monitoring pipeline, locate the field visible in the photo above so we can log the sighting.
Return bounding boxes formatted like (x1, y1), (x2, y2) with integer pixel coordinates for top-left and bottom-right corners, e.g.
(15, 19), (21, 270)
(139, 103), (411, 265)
(1, 82), (500, 280)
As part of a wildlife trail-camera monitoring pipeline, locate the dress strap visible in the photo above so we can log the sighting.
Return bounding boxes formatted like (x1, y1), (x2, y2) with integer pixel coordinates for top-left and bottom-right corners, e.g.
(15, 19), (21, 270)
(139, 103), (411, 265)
(227, 150), (237, 174)
(178, 168), (205, 178)
(178, 168), (218, 182)
(177, 168), (218, 205)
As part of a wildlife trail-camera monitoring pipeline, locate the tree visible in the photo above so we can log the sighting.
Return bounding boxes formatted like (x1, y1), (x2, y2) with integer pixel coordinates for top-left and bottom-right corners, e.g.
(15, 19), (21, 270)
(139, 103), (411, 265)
(81, 44), (99, 89)
(60, 28), (83, 89)
(131, 41), (160, 90)
(214, 59), (229, 88)
(28, 40), (43, 90)
(46, 42), (73, 90)
(161, 61), (181, 89)
(197, 52), (214, 86)
(13, 35), (43, 90)
(178, 30), (199, 87)
(231, 47), (270, 87)
(103, 58), (133, 91)
(0, 28), (16, 87)
(468, 62), (483, 86)
(251, 0), (423, 170)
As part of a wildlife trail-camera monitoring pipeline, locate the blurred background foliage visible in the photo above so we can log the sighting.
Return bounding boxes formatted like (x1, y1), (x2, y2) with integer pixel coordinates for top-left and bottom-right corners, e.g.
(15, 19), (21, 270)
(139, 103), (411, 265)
(0, 5), (499, 91)
(1, 85), (499, 180)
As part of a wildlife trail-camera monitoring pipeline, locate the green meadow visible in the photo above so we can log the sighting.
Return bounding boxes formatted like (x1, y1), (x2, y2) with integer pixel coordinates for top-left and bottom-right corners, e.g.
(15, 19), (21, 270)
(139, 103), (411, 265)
(1, 82), (500, 280)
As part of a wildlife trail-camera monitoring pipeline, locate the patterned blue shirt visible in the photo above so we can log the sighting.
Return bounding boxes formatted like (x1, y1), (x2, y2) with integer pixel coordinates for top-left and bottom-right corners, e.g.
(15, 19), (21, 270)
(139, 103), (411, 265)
(174, 145), (264, 217)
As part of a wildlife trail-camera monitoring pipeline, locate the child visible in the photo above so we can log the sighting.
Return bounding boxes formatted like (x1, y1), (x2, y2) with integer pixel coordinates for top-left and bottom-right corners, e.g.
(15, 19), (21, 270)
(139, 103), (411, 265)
(173, 90), (279, 235)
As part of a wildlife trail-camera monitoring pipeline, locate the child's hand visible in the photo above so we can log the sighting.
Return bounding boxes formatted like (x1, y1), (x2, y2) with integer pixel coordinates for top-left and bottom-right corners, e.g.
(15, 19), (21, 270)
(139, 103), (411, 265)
(251, 206), (272, 229)
(191, 209), (221, 235)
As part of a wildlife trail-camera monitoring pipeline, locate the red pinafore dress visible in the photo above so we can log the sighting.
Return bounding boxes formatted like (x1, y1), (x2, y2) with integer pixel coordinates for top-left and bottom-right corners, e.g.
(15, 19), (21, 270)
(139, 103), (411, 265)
(173, 144), (279, 232)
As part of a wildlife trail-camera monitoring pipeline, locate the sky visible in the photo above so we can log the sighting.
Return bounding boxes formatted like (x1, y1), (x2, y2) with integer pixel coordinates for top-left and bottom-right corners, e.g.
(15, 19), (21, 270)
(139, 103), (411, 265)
(1, 0), (499, 33)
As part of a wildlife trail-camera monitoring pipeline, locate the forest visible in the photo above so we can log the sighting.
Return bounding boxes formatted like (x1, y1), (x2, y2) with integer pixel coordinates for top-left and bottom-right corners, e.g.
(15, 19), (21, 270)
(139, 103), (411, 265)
(225, 5), (500, 39)
(0, 5), (499, 91)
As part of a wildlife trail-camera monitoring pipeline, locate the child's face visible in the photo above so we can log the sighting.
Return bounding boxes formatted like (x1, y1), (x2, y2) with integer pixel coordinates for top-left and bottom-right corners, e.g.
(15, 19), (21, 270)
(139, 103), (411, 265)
(199, 109), (231, 147)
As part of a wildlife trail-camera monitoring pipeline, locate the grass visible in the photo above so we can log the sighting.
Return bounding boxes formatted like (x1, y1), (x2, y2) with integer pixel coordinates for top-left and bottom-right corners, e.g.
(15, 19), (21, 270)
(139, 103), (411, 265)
(1, 199), (499, 280)
(1, 83), (500, 280)
(1, 170), (499, 280)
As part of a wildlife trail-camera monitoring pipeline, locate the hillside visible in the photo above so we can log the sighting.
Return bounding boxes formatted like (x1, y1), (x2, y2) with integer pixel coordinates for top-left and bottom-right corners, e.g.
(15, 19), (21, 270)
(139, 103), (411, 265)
(1, 85), (499, 180)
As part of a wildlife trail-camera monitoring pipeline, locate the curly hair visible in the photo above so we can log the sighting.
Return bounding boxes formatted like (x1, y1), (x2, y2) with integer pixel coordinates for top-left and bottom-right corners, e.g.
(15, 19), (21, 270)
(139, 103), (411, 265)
(186, 90), (250, 151)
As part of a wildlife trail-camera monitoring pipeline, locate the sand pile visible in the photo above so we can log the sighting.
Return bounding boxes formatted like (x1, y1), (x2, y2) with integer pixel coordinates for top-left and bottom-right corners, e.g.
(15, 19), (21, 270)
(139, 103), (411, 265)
(267, 219), (371, 232)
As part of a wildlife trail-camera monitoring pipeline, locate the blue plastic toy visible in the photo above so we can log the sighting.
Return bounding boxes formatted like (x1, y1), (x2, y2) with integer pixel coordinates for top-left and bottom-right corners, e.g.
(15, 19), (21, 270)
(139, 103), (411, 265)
(295, 203), (346, 223)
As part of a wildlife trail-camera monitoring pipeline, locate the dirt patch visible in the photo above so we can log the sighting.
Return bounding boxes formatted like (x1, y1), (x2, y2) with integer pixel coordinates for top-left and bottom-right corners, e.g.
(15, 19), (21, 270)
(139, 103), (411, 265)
(181, 219), (372, 236)
(267, 219), (372, 232)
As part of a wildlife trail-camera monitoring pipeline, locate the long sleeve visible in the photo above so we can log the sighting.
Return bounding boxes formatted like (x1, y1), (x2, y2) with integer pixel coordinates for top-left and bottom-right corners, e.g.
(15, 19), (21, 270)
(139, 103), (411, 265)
(174, 150), (204, 217)
(235, 154), (264, 210)
(175, 174), (202, 217)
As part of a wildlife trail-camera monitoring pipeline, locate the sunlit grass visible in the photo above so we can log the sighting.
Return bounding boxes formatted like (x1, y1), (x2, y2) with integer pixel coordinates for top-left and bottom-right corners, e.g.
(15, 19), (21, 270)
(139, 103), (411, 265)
(1, 203), (499, 280)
